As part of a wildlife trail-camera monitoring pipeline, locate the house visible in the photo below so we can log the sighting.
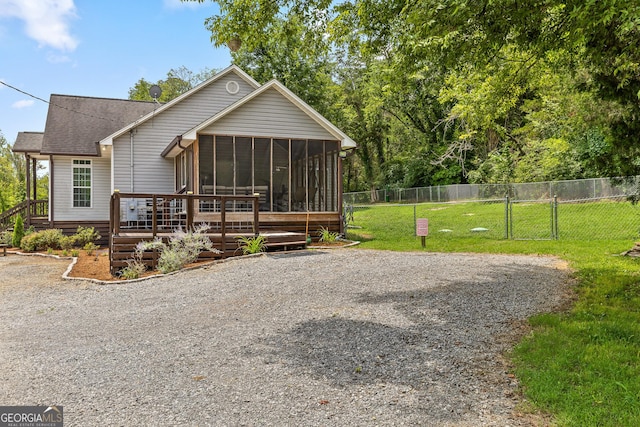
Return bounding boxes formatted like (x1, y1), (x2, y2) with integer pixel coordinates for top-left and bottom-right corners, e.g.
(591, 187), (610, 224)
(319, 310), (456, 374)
(9, 65), (356, 269)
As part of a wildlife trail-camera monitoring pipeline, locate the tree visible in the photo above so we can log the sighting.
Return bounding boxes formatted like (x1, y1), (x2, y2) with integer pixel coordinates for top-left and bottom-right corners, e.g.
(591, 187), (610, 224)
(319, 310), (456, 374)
(395, 1), (640, 176)
(185, 0), (640, 187)
(12, 214), (24, 247)
(0, 131), (24, 212)
(128, 66), (218, 102)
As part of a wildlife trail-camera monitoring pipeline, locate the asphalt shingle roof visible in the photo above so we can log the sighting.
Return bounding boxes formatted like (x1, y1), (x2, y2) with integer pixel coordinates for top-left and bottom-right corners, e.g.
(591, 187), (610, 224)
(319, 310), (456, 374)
(40, 95), (157, 156)
(12, 131), (44, 153)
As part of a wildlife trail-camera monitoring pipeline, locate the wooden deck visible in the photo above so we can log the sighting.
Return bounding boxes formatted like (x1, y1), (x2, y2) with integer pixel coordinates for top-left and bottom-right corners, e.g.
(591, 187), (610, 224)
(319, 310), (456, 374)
(110, 230), (307, 273)
(109, 192), (339, 274)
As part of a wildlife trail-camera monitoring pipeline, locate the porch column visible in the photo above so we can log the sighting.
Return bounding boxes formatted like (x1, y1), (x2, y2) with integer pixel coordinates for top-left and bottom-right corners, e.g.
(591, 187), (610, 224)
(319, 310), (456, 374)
(25, 154), (32, 227)
(338, 153), (344, 235)
(32, 157), (37, 201)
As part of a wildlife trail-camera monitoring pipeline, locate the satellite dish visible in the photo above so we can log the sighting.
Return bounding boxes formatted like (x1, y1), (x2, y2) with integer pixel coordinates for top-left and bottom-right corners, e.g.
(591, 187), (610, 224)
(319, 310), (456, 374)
(149, 85), (162, 101)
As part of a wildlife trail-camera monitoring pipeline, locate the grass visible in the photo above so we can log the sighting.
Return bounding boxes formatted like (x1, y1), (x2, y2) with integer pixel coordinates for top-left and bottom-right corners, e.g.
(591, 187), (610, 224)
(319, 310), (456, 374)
(346, 202), (640, 426)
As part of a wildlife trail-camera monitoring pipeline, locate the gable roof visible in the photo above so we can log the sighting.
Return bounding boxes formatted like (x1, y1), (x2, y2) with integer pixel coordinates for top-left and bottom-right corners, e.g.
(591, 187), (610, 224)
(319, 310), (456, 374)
(40, 95), (156, 156)
(99, 65), (261, 146)
(180, 79), (357, 150)
(13, 131), (44, 153)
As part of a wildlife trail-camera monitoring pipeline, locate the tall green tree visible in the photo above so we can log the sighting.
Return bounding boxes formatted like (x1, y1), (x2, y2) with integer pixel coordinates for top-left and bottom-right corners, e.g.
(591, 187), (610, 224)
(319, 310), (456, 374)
(128, 66), (218, 102)
(186, 0), (640, 187)
(0, 131), (25, 212)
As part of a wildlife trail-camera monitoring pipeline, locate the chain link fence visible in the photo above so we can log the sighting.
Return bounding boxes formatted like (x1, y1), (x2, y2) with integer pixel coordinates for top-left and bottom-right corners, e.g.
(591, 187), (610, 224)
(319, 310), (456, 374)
(344, 176), (640, 205)
(345, 177), (640, 241)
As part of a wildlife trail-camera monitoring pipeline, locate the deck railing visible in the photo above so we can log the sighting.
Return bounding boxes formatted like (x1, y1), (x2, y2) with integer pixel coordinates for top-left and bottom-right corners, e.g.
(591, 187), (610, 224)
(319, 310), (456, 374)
(109, 192), (260, 237)
(0, 199), (48, 230)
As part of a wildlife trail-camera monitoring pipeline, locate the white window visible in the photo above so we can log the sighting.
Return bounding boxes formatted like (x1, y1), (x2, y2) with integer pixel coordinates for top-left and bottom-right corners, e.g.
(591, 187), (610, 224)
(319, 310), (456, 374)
(72, 159), (92, 207)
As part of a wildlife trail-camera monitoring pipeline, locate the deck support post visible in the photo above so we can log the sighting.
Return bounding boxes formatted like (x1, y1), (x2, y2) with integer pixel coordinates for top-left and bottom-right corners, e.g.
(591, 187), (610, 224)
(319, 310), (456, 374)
(152, 195), (157, 237)
(253, 195), (260, 236)
(221, 196), (226, 258)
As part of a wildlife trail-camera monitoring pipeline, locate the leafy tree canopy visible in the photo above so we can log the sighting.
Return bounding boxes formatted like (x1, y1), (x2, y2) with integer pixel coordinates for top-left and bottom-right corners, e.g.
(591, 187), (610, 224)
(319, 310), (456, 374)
(180, 1), (640, 190)
(0, 131), (27, 212)
(128, 66), (218, 102)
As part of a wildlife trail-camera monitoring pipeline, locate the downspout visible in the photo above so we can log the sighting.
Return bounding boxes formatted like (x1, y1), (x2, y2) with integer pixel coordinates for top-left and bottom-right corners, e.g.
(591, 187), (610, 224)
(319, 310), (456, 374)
(129, 130), (134, 192)
(175, 136), (189, 192)
(49, 155), (54, 227)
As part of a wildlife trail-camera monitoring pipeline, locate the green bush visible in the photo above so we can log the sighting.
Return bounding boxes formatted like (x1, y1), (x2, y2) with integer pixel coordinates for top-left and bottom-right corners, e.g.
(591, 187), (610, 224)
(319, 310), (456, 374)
(118, 243), (148, 280)
(12, 214), (24, 248)
(59, 236), (73, 250)
(237, 235), (267, 254)
(0, 230), (12, 245)
(119, 260), (147, 280)
(20, 229), (64, 252)
(318, 226), (340, 243)
(83, 242), (99, 256)
(72, 226), (101, 247)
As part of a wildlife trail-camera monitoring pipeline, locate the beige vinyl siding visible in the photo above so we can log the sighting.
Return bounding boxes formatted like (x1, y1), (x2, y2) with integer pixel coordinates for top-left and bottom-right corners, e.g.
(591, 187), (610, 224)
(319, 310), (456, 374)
(113, 72), (254, 193)
(203, 88), (337, 140)
(53, 154), (111, 221)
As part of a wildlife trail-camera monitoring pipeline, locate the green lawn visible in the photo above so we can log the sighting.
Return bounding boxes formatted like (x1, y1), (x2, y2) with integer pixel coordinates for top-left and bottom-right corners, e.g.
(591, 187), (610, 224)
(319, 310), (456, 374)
(346, 202), (640, 426)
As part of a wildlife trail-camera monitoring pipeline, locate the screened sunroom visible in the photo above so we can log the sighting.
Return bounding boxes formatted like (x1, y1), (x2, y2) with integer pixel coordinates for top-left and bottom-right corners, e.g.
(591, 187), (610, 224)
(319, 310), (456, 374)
(173, 135), (341, 213)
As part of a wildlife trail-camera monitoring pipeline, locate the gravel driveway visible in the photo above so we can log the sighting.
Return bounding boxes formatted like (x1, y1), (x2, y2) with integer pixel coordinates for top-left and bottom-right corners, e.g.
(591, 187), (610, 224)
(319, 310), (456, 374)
(0, 249), (571, 426)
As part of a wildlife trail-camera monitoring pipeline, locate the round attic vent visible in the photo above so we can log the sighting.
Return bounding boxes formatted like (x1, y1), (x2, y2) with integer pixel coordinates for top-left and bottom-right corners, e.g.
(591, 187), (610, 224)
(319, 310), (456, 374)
(226, 80), (240, 94)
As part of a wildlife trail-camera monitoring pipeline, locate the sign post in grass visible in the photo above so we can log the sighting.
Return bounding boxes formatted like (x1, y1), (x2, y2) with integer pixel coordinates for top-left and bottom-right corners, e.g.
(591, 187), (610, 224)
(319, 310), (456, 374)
(416, 218), (429, 248)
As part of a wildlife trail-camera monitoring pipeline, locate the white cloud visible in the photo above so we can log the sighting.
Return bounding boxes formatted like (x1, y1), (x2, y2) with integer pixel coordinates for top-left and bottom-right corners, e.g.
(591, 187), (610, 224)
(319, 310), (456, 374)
(163, 0), (204, 9)
(0, 0), (78, 51)
(46, 52), (72, 63)
(12, 99), (35, 109)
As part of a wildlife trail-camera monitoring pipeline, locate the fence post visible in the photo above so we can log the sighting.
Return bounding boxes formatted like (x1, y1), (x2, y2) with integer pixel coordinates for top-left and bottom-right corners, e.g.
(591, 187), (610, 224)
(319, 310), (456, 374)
(504, 195), (510, 239)
(509, 197), (514, 239)
(414, 204), (417, 236)
(553, 195), (558, 240)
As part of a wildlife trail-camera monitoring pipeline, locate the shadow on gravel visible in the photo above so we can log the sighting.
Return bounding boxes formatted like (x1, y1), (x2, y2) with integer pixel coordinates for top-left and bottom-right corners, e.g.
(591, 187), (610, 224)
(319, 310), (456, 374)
(265, 262), (569, 420)
(267, 251), (328, 259)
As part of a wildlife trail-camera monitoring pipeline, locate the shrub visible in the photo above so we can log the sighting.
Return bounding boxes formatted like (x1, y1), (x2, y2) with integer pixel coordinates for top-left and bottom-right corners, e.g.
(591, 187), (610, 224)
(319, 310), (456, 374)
(118, 242), (149, 280)
(72, 226), (101, 247)
(237, 235), (267, 255)
(20, 229), (64, 252)
(84, 242), (99, 256)
(71, 249), (79, 257)
(119, 260), (147, 280)
(318, 226), (340, 243)
(60, 236), (73, 250)
(136, 225), (218, 274)
(0, 230), (12, 245)
(12, 214), (24, 248)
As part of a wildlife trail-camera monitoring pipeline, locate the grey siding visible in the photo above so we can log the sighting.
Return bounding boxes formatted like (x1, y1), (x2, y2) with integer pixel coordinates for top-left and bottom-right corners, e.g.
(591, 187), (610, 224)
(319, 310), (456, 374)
(203, 88), (337, 140)
(113, 72), (255, 193)
(52, 154), (111, 221)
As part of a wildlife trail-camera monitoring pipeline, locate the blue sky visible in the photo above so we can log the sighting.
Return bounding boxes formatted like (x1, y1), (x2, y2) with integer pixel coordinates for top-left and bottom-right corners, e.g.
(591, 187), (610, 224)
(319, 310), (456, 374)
(0, 0), (231, 145)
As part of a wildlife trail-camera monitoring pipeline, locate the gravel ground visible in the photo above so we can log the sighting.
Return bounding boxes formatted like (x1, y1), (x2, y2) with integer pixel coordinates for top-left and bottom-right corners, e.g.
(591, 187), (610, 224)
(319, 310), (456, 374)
(0, 249), (571, 426)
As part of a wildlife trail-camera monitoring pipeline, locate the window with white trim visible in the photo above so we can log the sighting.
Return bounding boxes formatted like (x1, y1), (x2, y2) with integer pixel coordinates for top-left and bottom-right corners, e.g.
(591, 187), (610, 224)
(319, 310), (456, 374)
(72, 159), (92, 207)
